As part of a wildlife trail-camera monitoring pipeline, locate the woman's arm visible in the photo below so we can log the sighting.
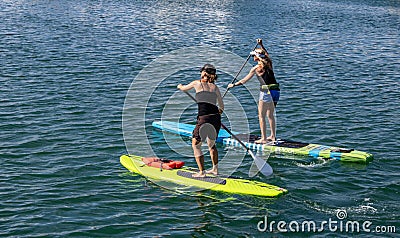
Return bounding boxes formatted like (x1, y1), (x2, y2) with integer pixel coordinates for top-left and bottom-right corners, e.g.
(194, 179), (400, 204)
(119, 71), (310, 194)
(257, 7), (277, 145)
(257, 39), (273, 69)
(227, 66), (257, 88)
(257, 38), (269, 56)
(177, 80), (197, 91)
(215, 86), (224, 113)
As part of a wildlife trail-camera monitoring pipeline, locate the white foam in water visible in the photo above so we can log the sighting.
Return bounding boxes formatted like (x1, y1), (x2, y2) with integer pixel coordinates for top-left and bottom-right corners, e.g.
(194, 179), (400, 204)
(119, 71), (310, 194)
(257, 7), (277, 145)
(294, 158), (329, 168)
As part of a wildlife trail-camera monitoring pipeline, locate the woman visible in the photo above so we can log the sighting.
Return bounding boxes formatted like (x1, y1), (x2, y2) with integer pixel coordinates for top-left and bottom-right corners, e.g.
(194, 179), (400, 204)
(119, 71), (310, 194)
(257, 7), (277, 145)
(228, 39), (280, 143)
(177, 64), (224, 177)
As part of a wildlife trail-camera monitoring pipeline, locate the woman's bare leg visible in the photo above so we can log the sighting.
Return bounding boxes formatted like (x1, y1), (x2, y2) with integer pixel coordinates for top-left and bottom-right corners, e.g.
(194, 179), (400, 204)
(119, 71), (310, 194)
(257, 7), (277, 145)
(255, 100), (268, 144)
(192, 138), (205, 177)
(265, 101), (276, 141)
(206, 139), (218, 175)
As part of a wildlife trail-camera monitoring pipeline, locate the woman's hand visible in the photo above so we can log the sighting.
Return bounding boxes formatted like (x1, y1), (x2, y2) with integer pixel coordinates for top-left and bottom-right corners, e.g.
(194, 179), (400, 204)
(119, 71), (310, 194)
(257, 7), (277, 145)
(227, 83), (235, 89)
(177, 84), (183, 90)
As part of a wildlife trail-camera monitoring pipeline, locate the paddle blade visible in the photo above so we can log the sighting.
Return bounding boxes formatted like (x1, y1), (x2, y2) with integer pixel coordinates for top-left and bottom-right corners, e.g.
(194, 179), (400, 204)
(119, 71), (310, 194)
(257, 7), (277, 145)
(248, 150), (273, 177)
(248, 161), (260, 177)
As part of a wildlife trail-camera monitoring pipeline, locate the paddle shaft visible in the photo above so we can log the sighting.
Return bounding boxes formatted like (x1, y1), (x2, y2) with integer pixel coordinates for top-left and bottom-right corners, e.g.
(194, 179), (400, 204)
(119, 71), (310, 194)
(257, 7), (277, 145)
(220, 124), (251, 152)
(222, 42), (259, 98)
(184, 90), (197, 102)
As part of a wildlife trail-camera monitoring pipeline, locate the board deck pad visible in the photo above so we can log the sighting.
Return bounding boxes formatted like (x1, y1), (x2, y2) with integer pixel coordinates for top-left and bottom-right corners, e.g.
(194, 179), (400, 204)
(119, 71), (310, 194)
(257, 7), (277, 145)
(330, 148), (354, 153)
(234, 134), (260, 143)
(234, 134), (310, 149)
(275, 140), (310, 148)
(177, 171), (227, 185)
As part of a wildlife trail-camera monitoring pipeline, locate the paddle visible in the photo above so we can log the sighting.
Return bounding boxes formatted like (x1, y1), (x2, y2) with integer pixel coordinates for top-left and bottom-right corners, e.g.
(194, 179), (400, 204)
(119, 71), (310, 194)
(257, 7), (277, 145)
(222, 42), (259, 98)
(182, 91), (273, 177)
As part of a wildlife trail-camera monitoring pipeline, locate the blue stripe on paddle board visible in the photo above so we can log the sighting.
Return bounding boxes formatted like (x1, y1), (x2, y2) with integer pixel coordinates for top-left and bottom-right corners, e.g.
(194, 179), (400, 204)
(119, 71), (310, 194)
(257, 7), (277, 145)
(308, 146), (330, 158)
(152, 120), (232, 142)
(329, 152), (342, 160)
(152, 121), (193, 137)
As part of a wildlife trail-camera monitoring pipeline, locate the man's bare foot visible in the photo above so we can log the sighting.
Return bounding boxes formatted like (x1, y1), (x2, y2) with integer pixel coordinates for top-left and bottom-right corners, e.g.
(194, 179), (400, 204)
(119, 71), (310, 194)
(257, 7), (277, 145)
(266, 137), (276, 142)
(206, 168), (218, 176)
(192, 171), (206, 178)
